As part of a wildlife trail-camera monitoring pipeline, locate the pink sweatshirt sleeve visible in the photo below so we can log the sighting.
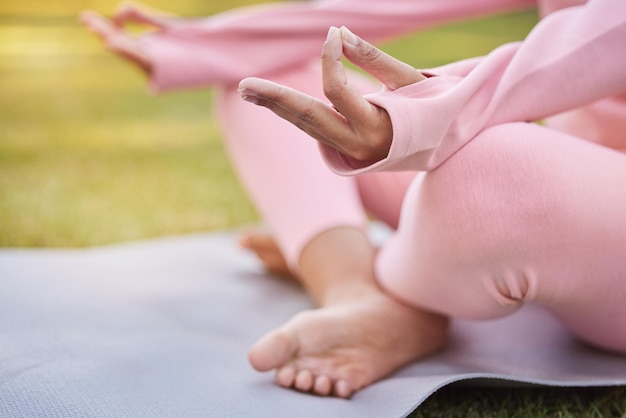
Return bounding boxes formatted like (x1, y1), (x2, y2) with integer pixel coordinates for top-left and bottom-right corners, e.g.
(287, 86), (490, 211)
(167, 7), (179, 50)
(139, 0), (535, 92)
(321, 0), (626, 174)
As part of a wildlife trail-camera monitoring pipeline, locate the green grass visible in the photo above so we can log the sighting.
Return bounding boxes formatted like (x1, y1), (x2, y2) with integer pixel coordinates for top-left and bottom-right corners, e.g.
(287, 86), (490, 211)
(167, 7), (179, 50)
(411, 386), (626, 418)
(1, 2), (624, 416)
(0, 27), (257, 246)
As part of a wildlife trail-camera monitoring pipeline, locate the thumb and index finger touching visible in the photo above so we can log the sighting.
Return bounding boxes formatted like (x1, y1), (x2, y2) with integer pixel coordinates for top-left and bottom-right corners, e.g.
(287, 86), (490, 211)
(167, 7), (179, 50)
(238, 26), (426, 161)
(79, 3), (167, 73)
(79, 2), (172, 47)
(317, 26), (428, 161)
(110, 2), (175, 29)
(320, 25), (426, 131)
(81, 2), (173, 30)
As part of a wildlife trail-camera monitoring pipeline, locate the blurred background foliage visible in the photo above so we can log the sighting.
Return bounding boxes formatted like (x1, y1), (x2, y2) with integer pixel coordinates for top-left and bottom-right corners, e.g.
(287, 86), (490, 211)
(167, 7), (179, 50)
(0, 1), (538, 247)
(0, 0), (268, 17)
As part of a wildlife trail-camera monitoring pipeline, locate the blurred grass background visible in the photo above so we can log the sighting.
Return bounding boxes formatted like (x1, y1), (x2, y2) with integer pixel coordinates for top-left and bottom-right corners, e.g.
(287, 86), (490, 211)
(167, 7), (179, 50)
(0, 0), (540, 247)
(0, 1), (268, 246)
(1, 1), (624, 416)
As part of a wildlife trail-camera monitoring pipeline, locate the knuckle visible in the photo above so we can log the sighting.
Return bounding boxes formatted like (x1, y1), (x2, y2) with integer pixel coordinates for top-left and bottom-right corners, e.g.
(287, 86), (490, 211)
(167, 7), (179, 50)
(320, 49), (333, 61)
(359, 43), (381, 63)
(274, 85), (287, 100)
(322, 84), (342, 101)
(298, 109), (315, 125)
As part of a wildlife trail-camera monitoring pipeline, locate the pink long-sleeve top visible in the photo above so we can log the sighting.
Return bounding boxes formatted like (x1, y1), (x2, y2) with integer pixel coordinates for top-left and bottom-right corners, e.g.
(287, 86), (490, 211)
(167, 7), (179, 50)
(142, 0), (625, 174)
(319, 0), (626, 174)
(141, 0), (536, 92)
(138, 0), (625, 280)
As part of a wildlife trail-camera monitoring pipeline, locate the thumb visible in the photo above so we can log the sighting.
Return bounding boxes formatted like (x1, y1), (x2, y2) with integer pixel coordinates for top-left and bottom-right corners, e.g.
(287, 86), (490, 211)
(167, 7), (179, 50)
(339, 26), (426, 91)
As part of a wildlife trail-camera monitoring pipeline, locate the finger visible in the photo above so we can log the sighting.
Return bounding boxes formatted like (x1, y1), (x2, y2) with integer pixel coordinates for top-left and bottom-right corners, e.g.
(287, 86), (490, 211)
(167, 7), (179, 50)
(320, 27), (393, 161)
(321, 26), (379, 125)
(80, 10), (118, 38)
(246, 91), (387, 162)
(80, 11), (132, 48)
(243, 93), (342, 150)
(238, 77), (356, 150)
(112, 1), (174, 29)
(80, 10), (151, 72)
(339, 26), (426, 90)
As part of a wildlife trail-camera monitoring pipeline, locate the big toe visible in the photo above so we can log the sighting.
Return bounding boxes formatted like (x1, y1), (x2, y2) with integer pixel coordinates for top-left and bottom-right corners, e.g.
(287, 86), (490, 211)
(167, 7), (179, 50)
(248, 329), (295, 372)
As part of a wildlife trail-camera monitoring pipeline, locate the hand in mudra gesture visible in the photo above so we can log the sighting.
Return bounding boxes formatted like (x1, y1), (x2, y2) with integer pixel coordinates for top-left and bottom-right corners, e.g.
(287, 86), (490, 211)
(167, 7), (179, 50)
(80, 2), (177, 74)
(239, 26), (426, 164)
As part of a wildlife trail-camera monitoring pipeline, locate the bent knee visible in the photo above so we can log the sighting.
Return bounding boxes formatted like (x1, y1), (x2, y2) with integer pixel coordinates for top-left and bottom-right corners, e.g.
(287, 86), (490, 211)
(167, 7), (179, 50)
(412, 123), (624, 317)
(420, 123), (570, 263)
(379, 124), (572, 317)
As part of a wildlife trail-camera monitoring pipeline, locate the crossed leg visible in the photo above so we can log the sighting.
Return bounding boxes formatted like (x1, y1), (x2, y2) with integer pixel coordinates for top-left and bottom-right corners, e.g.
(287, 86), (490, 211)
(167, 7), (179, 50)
(82, 3), (625, 397)
(378, 122), (626, 353)
(219, 63), (626, 396)
(244, 122), (626, 397)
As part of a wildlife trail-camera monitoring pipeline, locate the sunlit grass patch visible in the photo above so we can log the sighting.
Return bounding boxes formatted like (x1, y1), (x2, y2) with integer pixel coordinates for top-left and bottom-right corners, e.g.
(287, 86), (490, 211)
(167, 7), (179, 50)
(0, 41), (257, 247)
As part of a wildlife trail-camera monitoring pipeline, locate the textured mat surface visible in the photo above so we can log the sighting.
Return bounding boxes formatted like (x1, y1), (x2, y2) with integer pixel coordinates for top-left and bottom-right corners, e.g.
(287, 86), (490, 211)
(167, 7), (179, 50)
(1, 231), (625, 417)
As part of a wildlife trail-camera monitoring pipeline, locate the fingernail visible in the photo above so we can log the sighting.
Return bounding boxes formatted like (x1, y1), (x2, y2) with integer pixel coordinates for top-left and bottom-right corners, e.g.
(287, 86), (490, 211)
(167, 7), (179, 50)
(238, 87), (256, 96)
(241, 94), (259, 105)
(340, 26), (358, 46)
(238, 88), (259, 104)
(324, 26), (343, 60)
(326, 26), (339, 42)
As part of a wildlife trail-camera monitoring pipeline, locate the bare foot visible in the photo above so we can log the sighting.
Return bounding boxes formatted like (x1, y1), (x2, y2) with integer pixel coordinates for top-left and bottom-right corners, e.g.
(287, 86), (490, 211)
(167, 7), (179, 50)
(238, 230), (297, 280)
(248, 286), (448, 398)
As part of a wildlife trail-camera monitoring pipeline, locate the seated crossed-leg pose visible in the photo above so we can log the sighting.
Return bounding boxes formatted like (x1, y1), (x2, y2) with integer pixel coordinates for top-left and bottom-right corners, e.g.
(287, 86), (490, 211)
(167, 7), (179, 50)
(83, 0), (626, 398)
(238, 4), (626, 398)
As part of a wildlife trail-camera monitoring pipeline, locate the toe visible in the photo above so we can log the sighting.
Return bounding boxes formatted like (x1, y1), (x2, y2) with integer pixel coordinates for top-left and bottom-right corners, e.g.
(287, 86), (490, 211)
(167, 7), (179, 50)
(313, 374), (332, 396)
(333, 379), (353, 399)
(248, 329), (296, 371)
(275, 366), (296, 388)
(294, 370), (314, 392)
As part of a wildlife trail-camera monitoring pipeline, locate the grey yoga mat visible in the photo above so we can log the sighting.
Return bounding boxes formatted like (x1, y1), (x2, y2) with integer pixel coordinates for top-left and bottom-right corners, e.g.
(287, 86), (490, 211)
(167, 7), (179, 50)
(1, 228), (625, 418)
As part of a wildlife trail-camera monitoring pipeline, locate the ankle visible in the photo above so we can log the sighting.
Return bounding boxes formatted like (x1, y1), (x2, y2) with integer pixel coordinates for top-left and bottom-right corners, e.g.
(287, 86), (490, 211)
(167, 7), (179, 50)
(317, 279), (381, 307)
(297, 226), (378, 306)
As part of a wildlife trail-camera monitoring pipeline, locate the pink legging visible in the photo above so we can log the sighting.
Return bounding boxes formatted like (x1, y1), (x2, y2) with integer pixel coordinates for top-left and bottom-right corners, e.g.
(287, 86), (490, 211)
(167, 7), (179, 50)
(216, 62), (626, 354)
